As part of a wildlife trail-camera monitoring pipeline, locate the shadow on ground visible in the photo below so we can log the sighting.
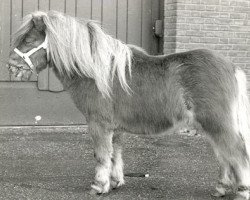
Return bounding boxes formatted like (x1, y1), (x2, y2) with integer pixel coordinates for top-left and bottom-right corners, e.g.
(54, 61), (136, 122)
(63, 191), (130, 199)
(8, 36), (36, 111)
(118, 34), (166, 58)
(0, 127), (234, 200)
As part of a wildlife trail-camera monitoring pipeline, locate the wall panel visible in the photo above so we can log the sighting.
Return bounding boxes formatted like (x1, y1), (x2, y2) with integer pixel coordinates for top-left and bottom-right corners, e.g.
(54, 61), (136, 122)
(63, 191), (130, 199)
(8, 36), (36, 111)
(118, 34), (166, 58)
(66, 0), (76, 16)
(127, 0), (142, 46)
(117, 0), (127, 43)
(92, 0), (102, 21)
(142, 0), (152, 53)
(76, 0), (91, 19)
(102, 0), (117, 37)
(0, 0), (11, 81)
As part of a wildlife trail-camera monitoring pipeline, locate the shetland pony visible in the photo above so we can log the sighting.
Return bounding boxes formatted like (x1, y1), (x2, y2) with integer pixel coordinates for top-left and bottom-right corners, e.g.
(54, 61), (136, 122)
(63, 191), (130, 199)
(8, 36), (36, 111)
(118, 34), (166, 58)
(8, 11), (250, 200)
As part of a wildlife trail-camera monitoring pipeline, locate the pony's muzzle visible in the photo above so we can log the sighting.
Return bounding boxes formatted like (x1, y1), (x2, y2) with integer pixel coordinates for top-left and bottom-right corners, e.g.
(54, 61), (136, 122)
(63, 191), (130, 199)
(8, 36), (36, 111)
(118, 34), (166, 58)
(8, 64), (33, 81)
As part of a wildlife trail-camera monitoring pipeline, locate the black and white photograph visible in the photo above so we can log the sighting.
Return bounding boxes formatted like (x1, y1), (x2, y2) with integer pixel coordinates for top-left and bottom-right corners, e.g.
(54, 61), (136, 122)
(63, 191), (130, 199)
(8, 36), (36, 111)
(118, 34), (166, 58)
(0, 0), (250, 199)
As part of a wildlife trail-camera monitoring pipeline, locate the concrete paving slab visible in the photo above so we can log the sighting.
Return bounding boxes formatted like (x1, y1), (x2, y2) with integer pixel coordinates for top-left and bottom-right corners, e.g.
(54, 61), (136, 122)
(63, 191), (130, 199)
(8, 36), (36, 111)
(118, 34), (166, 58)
(0, 127), (233, 200)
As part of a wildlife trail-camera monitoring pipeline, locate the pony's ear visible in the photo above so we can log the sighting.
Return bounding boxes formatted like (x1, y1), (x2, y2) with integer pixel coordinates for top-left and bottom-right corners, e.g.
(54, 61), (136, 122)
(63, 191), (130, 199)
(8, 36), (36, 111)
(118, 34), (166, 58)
(32, 14), (46, 31)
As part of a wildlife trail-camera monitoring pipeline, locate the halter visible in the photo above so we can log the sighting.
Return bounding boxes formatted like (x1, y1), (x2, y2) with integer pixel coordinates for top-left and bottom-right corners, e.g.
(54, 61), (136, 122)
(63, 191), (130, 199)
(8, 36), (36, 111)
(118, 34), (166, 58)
(13, 36), (48, 72)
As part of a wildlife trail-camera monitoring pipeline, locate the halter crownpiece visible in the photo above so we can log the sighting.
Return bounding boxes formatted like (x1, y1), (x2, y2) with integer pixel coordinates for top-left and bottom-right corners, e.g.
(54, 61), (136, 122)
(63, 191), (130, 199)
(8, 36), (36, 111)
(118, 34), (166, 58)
(13, 36), (48, 72)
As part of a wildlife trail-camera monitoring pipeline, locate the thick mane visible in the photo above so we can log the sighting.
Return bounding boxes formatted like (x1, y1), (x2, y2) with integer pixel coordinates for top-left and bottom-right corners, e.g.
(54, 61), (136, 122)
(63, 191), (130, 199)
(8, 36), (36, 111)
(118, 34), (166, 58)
(13, 11), (132, 98)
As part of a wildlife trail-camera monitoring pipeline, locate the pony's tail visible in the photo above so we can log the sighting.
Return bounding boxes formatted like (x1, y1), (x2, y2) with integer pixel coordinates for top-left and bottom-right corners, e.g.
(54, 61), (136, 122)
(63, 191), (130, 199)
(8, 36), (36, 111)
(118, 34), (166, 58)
(235, 68), (250, 159)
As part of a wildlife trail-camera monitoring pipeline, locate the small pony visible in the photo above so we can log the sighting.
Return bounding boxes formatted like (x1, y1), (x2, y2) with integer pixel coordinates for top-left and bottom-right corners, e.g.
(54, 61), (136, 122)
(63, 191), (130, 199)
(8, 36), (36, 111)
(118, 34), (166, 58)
(8, 11), (250, 200)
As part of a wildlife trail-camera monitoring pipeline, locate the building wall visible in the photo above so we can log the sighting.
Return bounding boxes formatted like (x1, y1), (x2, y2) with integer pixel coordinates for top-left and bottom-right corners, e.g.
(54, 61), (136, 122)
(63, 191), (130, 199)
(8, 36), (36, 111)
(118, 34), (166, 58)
(164, 0), (250, 84)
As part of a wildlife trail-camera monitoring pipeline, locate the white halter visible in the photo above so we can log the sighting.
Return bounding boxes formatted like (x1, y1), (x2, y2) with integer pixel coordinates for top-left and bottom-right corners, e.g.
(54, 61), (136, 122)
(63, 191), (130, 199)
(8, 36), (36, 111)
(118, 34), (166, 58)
(14, 36), (48, 72)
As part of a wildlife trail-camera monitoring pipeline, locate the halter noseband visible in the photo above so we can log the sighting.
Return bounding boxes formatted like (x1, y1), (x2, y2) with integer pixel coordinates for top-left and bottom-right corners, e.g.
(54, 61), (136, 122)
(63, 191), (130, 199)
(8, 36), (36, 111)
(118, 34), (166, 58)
(13, 36), (48, 72)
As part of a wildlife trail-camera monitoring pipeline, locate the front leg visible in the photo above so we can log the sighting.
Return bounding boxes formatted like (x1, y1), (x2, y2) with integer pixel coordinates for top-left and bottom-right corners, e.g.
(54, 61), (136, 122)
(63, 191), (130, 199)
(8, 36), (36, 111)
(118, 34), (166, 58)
(111, 132), (125, 189)
(89, 121), (113, 194)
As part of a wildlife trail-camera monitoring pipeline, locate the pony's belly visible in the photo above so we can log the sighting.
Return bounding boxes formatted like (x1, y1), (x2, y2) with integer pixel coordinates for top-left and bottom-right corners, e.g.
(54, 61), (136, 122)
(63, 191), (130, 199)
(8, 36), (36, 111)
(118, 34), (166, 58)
(115, 107), (195, 136)
(157, 120), (193, 136)
(116, 118), (192, 136)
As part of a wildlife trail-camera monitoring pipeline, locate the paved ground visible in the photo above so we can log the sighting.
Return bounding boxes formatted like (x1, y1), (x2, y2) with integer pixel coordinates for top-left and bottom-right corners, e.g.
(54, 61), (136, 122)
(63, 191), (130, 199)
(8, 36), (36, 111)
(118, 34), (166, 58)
(0, 126), (234, 200)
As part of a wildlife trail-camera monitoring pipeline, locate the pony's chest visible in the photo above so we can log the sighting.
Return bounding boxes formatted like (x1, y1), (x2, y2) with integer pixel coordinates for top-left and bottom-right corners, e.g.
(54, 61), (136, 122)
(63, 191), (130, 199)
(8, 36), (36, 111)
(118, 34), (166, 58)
(67, 79), (96, 115)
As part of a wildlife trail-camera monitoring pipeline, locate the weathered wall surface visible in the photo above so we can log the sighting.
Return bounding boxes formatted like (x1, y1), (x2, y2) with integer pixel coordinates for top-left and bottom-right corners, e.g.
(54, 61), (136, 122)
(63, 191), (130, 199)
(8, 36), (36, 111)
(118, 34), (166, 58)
(164, 0), (250, 87)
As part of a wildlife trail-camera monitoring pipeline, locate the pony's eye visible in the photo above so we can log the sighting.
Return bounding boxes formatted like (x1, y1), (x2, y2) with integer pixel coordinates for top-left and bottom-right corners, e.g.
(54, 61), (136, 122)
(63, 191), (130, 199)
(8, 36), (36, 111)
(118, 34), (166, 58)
(25, 37), (34, 44)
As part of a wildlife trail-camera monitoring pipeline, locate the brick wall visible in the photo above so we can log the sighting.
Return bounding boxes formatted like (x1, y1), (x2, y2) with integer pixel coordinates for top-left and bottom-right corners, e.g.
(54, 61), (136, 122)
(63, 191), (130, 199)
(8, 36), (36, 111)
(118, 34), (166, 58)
(164, 0), (250, 84)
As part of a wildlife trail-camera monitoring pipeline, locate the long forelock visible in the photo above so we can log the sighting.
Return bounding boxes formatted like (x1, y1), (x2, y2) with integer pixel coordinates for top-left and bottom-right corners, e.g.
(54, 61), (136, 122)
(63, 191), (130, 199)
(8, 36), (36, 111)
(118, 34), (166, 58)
(41, 11), (132, 98)
(11, 14), (34, 49)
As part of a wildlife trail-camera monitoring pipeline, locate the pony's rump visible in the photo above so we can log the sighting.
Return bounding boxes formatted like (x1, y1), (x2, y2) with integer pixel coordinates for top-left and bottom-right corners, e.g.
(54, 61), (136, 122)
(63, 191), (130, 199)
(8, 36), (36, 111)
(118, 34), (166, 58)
(234, 68), (250, 158)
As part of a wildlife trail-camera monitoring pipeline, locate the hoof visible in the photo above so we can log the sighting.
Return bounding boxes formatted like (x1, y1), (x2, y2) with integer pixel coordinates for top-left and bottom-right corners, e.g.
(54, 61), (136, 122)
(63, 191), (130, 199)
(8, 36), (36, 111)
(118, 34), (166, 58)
(234, 186), (250, 200)
(89, 188), (100, 195)
(212, 183), (234, 198)
(211, 185), (227, 197)
(90, 181), (110, 195)
(234, 192), (250, 200)
(110, 178), (125, 189)
(211, 191), (225, 197)
(234, 196), (249, 200)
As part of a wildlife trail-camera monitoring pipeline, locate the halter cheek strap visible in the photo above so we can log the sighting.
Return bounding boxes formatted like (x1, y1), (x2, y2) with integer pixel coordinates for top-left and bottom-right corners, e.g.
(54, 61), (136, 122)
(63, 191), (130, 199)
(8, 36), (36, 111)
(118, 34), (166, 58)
(14, 36), (48, 72)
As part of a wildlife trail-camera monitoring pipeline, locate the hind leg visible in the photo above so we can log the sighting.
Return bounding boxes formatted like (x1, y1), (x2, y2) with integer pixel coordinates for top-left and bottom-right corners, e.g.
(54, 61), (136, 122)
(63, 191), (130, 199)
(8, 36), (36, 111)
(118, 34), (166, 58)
(233, 161), (250, 200)
(212, 149), (235, 197)
(209, 131), (250, 200)
(89, 121), (113, 194)
(110, 131), (125, 189)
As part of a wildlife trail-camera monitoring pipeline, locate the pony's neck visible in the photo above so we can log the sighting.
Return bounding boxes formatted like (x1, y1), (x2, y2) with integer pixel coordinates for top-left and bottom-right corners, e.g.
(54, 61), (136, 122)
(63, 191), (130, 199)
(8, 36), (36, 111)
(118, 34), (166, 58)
(50, 62), (82, 89)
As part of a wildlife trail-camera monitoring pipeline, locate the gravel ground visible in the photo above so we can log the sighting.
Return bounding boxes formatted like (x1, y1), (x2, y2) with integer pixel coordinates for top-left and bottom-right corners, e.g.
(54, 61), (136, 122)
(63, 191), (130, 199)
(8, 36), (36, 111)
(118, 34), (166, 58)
(0, 126), (234, 200)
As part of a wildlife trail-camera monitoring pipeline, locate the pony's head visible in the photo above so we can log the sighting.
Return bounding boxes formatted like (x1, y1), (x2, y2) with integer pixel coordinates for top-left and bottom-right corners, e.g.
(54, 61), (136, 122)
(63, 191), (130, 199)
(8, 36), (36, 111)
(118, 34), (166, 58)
(8, 11), (132, 97)
(9, 12), (48, 80)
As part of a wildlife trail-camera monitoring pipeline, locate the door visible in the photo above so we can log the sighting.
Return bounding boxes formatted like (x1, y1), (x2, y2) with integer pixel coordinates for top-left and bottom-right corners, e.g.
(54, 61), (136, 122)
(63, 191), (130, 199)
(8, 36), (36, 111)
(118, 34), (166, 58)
(0, 0), (164, 126)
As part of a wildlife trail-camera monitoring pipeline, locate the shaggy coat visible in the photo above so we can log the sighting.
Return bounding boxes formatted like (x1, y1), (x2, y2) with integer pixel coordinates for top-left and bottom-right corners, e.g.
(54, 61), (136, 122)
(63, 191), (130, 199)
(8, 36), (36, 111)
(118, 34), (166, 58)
(8, 11), (250, 200)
